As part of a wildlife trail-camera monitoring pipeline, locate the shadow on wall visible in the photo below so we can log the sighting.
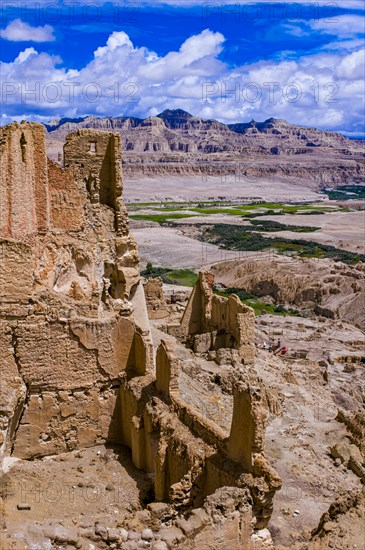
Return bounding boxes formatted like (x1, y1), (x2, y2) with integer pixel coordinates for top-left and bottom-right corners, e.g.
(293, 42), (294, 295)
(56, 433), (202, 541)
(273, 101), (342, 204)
(100, 137), (116, 208)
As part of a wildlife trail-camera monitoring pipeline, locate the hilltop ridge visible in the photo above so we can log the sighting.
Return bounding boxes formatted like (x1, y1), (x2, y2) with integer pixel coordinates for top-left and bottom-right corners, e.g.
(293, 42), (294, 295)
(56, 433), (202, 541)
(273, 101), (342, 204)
(45, 109), (365, 186)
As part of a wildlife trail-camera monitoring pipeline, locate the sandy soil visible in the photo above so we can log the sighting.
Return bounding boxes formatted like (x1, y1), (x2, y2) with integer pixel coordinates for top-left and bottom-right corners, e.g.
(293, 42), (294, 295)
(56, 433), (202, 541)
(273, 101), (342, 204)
(1, 445), (152, 549)
(132, 226), (267, 269)
(255, 315), (364, 546)
(260, 211), (365, 253)
(124, 175), (324, 203)
(130, 206), (364, 271)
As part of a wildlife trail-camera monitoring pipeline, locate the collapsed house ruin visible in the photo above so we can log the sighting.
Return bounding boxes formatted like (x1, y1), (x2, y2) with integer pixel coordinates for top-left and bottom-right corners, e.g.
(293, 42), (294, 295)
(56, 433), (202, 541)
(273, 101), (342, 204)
(0, 122), (281, 549)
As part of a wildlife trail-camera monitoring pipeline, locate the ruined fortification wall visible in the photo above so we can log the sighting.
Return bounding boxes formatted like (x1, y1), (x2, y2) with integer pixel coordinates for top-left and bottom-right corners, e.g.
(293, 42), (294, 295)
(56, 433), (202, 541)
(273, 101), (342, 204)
(63, 129), (129, 235)
(0, 240), (33, 305)
(119, 340), (281, 532)
(0, 122), (153, 460)
(48, 160), (85, 231)
(63, 129), (121, 207)
(0, 121), (282, 550)
(181, 272), (256, 363)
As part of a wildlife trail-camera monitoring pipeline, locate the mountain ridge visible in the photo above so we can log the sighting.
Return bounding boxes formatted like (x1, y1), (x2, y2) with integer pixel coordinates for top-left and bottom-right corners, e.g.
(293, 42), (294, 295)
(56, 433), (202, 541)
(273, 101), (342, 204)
(45, 109), (365, 186)
(45, 109), (353, 142)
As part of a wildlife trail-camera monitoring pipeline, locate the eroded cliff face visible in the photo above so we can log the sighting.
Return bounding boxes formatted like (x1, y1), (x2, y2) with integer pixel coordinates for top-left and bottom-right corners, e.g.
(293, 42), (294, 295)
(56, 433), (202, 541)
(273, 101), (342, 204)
(0, 122), (152, 460)
(45, 111), (365, 186)
(211, 257), (365, 328)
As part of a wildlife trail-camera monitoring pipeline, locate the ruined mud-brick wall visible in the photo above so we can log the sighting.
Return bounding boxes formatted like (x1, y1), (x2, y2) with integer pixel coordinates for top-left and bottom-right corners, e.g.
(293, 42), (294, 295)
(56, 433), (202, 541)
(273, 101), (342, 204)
(181, 272), (255, 363)
(48, 161), (85, 232)
(119, 340), (281, 536)
(0, 123), (49, 241)
(63, 128), (129, 235)
(0, 122), (153, 460)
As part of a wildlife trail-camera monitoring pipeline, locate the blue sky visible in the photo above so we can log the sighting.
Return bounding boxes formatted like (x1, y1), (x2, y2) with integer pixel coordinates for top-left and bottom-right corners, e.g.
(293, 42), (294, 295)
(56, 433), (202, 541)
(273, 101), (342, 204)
(1, 1), (364, 136)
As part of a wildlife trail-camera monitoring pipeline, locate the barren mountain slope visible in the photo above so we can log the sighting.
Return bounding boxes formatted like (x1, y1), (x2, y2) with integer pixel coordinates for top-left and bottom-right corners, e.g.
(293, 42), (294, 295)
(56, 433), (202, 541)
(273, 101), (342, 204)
(45, 110), (365, 186)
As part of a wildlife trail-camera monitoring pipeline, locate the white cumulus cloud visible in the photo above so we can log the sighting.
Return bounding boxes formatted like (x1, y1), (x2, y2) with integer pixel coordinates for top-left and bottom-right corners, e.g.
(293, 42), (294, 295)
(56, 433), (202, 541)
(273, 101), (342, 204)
(0, 19), (55, 42)
(1, 29), (364, 135)
(309, 15), (365, 38)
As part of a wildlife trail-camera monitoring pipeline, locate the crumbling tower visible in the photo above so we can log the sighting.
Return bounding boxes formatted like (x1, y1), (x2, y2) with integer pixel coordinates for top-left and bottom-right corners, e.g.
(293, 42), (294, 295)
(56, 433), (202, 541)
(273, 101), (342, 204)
(63, 129), (129, 235)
